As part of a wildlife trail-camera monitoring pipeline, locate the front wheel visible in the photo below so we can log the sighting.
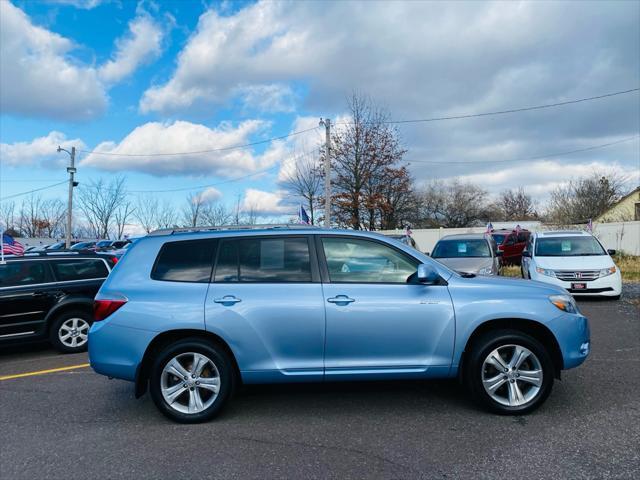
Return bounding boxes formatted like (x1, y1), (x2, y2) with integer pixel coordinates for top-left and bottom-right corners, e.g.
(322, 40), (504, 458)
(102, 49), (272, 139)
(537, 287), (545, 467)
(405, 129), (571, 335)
(465, 330), (554, 415)
(149, 339), (234, 423)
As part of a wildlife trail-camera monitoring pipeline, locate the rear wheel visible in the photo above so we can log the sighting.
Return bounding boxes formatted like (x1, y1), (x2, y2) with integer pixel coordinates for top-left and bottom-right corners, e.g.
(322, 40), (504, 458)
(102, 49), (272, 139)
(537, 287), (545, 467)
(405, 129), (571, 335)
(465, 330), (554, 414)
(49, 310), (92, 353)
(149, 339), (234, 423)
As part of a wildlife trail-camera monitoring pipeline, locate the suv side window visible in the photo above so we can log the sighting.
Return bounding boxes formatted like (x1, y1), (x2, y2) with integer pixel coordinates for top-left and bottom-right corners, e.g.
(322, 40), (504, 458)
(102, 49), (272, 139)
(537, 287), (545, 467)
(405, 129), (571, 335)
(214, 236), (312, 283)
(51, 259), (109, 281)
(0, 261), (53, 287)
(152, 239), (217, 283)
(321, 237), (418, 284)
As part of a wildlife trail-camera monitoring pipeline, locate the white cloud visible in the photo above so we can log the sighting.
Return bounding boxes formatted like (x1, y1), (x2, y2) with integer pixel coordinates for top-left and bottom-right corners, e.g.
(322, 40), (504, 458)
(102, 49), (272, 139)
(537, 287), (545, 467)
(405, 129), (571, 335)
(45, 0), (107, 9)
(198, 187), (223, 203)
(241, 188), (290, 215)
(0, 1), (107, 120)
(99, 13), (165, 84)
(235, 84), (297, 113)
(0, 131), (87, 167)
(80, 120), (284, 177)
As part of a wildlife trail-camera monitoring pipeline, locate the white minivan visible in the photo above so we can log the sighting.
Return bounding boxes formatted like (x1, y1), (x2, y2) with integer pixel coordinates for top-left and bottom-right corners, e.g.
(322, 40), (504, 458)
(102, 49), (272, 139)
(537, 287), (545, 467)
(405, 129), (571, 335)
(522, 230), (622, 299)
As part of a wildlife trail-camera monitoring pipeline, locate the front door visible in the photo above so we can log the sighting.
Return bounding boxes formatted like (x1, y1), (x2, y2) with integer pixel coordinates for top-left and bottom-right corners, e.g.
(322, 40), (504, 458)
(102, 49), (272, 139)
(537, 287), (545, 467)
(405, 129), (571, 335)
(318, 236), (455, 379)
(205, 235), (325, 382)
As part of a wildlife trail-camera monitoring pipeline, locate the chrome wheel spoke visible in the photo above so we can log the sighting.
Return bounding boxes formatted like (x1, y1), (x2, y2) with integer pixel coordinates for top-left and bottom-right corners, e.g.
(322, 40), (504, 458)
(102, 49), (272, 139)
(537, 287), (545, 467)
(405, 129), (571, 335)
(191, 353), (206, 377)
(486, 352), (508, 372)
(482, 373), (506, 392)
(510, 346), (529, 369)
(166, 360), (189, 380)
(517, 369), (543, 387)
(507, 380), (525, 406)
(163, 383), (185, 404)
(188, 388), (204, 413)
(198, 377), (219, 393)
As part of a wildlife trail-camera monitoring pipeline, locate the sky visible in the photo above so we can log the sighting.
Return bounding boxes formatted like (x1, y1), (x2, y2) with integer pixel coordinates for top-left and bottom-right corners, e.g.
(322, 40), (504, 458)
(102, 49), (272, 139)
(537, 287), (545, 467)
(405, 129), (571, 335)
(1, 0), (639, 223)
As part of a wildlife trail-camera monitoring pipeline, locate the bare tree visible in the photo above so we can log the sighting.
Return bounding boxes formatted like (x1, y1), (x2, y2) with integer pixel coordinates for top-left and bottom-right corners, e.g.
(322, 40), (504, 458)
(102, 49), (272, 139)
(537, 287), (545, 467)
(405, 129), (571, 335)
(41, 199), (67, 238)
(181, 192), (206, 227)
(201, 203), (232, 226)
(113, 201), (135, 239)
(18, 195), (47, 237)
(77, 176), (127, 238)
(281, 153), (323, 225)
(417, 179), (489, 228)
(134, 195), (160, 233)
(325, 93), (408, 230)
(500, 188), (537, 220)
(547, 173), (627, 224)
(155, 200), (178, 229)
(0, 201), (17, 233)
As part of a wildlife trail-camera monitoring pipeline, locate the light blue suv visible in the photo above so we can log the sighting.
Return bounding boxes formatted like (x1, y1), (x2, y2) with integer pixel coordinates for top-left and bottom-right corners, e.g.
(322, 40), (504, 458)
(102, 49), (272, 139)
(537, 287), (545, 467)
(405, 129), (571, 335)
(89, 227), (590, 423)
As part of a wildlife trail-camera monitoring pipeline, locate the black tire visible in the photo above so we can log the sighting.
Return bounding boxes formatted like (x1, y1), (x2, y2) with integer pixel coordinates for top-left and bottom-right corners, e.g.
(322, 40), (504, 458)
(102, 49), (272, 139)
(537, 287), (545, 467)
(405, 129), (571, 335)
(49, 309), (92, 353)
(464, 329), (554, 415)
(149, 338), (234, 423)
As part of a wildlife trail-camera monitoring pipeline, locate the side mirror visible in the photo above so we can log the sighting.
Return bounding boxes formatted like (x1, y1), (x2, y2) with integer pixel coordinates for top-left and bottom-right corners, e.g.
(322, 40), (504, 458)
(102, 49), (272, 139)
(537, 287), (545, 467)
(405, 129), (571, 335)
(417, 263), (440, 284)
(424, 252), (430, 256)
(607, 249), (616, 256)
(495, 251), (503, 257)
(522, 250), (531, 257)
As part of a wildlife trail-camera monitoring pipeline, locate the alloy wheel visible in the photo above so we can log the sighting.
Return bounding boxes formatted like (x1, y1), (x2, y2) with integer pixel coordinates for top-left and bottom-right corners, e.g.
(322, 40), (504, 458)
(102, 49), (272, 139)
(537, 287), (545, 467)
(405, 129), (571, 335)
(160, 352), (221, 415)
(481, 344), (543, 407)
(58, 318), (90, 348)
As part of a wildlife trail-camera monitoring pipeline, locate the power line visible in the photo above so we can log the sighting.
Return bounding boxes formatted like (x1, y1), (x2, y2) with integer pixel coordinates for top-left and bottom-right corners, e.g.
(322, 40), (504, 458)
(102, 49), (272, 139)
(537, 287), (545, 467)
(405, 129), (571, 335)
(0, 181), (68, 201)
(408, 136), (639, 165)
(336, 88), (639, 125)
(77, 126), (321, 157)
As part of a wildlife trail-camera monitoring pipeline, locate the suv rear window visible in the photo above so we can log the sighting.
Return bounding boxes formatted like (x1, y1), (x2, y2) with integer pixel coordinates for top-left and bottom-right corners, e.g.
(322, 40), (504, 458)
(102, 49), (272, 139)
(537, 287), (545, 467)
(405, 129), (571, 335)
(51, 259), (109, 281)
(0, 261), (53, 287)
(214, 237), (312, 283)
(152, 239), (217, 283)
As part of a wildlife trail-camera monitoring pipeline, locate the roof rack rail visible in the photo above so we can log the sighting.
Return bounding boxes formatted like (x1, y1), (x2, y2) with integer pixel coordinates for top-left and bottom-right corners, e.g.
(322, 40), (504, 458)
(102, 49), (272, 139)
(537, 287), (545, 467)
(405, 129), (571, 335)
(148, 224), (317, 236)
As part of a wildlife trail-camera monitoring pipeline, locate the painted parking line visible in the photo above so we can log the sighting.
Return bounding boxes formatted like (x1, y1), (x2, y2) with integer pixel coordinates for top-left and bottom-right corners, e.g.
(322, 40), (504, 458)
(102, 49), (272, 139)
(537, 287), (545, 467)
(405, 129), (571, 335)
(0, 363), (90, 381)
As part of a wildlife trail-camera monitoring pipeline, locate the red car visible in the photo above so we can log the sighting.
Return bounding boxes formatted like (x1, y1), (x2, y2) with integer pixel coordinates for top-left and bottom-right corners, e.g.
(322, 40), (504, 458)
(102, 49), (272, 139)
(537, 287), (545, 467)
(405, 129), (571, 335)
(490, 228), (530, 266)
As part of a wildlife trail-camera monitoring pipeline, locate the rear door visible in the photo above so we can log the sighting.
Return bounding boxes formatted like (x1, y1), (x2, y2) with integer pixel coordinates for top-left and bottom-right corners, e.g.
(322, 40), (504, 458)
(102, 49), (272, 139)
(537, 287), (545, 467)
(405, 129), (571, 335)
(0, 260), (57, 340)
(205, 235), (325, 381)
(318, 235), (455, 379)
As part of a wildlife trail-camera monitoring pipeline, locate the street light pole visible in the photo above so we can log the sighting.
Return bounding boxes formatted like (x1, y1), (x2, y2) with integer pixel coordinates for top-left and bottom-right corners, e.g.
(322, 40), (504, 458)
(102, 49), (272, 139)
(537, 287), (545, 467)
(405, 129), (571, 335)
(319, 118), (331, 228)
(58, 146), (77, 248)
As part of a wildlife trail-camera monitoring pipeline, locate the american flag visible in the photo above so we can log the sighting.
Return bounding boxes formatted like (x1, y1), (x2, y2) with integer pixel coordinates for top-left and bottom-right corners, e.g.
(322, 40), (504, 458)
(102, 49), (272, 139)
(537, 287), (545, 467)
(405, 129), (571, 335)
(405, 225), (412, 237)
(586, 219), (593, 232)
(486, 222), (494, 233)
(2, 233), (25, 256)
(298, 204), (311, 225)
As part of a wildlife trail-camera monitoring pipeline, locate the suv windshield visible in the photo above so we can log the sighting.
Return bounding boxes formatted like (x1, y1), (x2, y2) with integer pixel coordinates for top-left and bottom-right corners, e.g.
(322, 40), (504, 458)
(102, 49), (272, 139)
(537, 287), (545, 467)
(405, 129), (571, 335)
(432, 239), (491, 258)
(491, 234), (506, 244)
(535, 236), (606, 256)
(96, 241), (112, 248)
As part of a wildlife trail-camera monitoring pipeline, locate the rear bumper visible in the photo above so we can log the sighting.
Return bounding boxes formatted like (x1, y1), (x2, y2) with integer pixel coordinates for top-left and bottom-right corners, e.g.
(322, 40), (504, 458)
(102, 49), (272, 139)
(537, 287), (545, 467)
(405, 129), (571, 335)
(88, 320), (156, 382)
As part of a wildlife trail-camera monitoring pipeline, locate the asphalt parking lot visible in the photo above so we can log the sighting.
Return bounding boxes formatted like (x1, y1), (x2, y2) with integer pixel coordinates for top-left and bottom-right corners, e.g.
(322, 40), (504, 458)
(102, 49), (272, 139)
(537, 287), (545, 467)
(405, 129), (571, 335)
(1, 286), (639, 480)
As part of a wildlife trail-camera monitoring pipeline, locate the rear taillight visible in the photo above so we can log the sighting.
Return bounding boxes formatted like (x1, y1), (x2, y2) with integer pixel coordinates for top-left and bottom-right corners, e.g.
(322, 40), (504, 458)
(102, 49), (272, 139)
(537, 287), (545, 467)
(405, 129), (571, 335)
(94, 299), (127, 321)
(497, 244), (504, 251)
(111, 256), (119, 264)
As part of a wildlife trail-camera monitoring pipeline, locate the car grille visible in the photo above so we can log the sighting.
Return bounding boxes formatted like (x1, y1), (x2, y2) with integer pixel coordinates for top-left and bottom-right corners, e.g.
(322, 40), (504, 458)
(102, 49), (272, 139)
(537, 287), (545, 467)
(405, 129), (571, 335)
(553, 270), (600, 281)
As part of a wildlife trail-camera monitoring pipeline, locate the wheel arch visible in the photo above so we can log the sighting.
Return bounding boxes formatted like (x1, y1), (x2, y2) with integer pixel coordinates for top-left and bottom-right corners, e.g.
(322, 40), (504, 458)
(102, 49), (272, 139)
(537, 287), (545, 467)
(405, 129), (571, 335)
(45, 298), (93, 333)
(459, 318), (564, 381)
(134, 329), (241, 399)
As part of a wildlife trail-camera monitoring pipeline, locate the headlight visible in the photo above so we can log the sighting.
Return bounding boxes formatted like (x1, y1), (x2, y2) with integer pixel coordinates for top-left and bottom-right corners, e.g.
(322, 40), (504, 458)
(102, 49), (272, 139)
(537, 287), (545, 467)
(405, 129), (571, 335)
(478, 267), (494, 275)
(549, 294), (579, 314)
(599, 266), (616, 277)
(536, 267), (556, 277)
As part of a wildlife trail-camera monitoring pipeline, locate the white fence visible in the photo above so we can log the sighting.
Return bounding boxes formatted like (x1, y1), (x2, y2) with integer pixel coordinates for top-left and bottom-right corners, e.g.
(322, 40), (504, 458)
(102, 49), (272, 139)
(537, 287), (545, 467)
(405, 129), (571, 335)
(381, 221), (640, 256)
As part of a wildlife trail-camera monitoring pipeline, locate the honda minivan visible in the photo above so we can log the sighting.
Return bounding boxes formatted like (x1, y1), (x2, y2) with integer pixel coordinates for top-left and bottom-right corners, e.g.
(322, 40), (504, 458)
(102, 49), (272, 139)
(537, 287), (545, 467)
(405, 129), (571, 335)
(89, 227), (590, 423)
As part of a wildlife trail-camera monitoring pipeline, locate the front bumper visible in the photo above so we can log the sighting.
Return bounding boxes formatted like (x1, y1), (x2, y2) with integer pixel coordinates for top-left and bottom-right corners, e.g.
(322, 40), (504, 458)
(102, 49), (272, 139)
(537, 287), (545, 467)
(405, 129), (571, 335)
(530, 271), (622, 296)
(547, 312), (591, 369)
(88, 319), (156, 382)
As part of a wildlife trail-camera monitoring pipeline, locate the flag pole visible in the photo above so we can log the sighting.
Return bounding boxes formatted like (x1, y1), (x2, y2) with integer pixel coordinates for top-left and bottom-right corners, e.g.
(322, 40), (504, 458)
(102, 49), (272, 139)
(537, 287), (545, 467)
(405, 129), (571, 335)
(1, 227), (5, 265)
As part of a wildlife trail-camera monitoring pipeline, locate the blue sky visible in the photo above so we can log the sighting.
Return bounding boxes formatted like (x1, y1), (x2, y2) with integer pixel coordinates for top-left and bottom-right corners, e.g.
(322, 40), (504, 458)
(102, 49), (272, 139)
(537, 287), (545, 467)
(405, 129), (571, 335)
(1, 0), (639, 227)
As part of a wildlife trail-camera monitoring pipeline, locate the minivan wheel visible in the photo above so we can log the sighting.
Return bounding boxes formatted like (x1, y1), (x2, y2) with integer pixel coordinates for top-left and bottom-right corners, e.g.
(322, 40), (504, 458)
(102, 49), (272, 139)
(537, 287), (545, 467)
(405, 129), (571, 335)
(465, 330), (554, 415)
(149, 339), (233, 423)
(49, 310), (92, 353)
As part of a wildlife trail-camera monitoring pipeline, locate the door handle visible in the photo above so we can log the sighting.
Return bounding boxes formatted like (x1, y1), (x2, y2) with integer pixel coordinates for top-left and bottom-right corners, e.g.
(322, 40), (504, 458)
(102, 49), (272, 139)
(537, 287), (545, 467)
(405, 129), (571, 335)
(213, 295), (242, 305)
(327, 295), (355, 304)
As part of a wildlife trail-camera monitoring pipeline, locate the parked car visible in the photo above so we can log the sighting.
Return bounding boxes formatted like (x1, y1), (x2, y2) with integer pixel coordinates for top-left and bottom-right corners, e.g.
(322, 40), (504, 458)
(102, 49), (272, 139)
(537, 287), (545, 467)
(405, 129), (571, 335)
(44, 241), (80, 251)
(521, 230), (622, 299)
(89, 226), (590, 423)
(70, 241), (98, 251)
(95, 239), (131, 251)
(430, 234), (501, 276)
(0, 252), (117, 352)
(491, 228), (530, 266)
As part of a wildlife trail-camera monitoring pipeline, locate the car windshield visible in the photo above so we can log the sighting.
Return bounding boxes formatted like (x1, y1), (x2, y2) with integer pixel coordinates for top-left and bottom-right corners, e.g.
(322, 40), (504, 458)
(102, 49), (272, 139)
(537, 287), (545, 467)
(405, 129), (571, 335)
(71, 242), (93, 249)
(432, 239), (491, 258)
(96, 241), (111, 247)
(535, 236), (606, 256)
(491, 234), (506, 244)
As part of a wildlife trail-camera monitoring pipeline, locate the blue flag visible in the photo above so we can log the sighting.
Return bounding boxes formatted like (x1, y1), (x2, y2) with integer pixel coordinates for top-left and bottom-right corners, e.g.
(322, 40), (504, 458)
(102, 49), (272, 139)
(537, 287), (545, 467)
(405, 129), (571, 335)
(298, 205), (310, 224)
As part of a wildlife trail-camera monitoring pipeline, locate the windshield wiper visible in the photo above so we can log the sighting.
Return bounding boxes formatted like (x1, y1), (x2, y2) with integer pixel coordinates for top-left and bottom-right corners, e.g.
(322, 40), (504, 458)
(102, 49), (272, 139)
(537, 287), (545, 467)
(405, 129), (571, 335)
(458, 272), (476, 278)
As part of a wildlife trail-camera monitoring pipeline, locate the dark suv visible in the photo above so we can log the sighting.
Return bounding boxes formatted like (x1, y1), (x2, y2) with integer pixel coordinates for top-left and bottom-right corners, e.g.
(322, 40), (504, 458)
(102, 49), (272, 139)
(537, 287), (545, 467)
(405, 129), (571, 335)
(0, 252), (117, 353)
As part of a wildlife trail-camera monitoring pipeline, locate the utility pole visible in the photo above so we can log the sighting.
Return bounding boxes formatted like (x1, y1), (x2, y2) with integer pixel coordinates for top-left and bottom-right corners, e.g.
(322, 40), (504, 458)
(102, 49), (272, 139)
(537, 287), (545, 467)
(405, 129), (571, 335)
(57, 146), (77, 248)
(319, 118), (331, 228)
